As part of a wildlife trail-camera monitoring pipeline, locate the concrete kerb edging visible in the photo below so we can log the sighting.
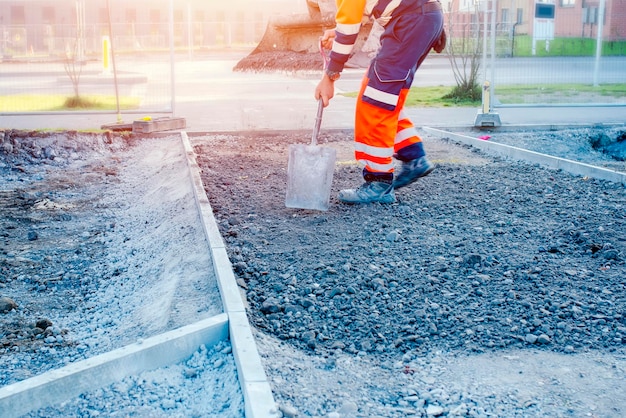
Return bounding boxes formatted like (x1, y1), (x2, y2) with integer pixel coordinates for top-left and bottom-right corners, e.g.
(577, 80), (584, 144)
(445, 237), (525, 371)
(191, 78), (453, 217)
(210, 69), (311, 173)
(423, 127), (626, 186)
(0, 314), (229, 418)
(180, 132), (279, 418)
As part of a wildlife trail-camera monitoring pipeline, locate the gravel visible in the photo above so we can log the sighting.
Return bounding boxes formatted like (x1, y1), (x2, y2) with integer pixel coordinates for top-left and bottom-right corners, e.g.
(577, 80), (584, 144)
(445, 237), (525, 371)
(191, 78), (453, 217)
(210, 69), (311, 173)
(0, 131), (234, 417)
(461, 126), (626, 172)
(1, 126), (625, 417)
(193, 127), (626, 417)
(27, 341), (244, 418)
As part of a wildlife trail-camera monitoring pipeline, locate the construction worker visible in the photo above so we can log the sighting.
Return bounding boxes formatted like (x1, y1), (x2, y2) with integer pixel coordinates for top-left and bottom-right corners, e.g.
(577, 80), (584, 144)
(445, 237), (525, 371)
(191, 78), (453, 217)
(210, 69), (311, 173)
(315, 0), (445, 204)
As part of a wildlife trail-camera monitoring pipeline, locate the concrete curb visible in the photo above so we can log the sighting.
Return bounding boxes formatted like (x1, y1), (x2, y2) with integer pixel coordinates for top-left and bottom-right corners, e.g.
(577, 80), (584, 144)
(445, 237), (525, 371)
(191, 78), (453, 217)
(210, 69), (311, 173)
(0, 315), (229, 418)
(423, 127), (626, 186)
(180, 132), (279, 418)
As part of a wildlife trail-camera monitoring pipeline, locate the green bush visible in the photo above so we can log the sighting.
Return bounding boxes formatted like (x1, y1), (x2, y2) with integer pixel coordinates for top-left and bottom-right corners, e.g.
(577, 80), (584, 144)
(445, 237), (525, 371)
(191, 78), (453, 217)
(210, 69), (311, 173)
(442, 83), (482, 103)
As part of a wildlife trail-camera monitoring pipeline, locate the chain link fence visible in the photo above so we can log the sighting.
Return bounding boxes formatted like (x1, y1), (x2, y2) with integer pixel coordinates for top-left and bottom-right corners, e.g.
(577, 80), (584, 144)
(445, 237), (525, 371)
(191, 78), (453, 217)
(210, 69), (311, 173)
(0, 0), (274, 117)
(1, 0), (624, 116)
(474, 0), (626, 107)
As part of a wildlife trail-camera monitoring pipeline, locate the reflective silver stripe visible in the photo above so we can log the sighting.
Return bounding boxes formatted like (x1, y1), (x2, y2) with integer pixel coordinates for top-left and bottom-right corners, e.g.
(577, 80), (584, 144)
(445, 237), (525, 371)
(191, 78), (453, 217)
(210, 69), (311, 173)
(359, 158), (395, 172)
(332, 41), (354, 56)
(363, 86), (399, 107)
(395, 126), (418, 144)
(378, 0), (402, 26)
(355, 141), (394, 158)
(336, 22), (362, 35)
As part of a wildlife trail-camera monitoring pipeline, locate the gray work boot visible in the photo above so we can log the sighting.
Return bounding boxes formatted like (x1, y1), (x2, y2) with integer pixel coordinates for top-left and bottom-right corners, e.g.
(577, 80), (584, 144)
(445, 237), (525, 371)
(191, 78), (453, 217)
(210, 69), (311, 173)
(338, 181), (396, 204)
(393, 156), (435, 189)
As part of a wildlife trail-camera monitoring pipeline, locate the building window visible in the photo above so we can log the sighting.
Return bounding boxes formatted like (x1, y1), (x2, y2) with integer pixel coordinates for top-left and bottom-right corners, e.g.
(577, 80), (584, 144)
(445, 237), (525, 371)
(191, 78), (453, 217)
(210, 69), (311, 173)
(42, 7), (55, 24)
(501, 8), (509, 31)
(11, 6), (25, 25)
(517, 8), (523, 24)
(174, 9), (184, 23)
(174, 9), (184, 41)
(561, 0), (575, 6)
(460, 0), (474, 12)
(195, 11), (205, 22)
(150, 9), (161, 34)
(235, 11), (244, 43)
(254, 11), (264, 41)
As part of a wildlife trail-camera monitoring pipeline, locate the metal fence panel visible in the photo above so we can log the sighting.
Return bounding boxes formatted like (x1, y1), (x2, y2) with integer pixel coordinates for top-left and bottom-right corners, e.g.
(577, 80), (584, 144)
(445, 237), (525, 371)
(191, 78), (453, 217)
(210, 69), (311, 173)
(486, 0), (626, 107)
(0, 0), (283, 116)
(0, 20), (176, 116)
(443, 0), (625, 108)
(2, 0), (624, 116)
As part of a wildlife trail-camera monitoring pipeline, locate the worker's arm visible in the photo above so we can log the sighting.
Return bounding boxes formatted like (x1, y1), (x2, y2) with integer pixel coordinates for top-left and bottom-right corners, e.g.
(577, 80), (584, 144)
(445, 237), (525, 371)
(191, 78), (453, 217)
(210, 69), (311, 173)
(316, 0), (367, 107)
(327, 0), (367, 74)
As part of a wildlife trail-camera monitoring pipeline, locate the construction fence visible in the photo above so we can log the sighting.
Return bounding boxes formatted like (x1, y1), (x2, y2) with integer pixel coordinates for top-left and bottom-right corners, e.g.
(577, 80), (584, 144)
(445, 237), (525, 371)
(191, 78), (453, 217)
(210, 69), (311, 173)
(0, 2), (624, 117)
(0, 19), (264, 116)
(453, 0), (626, 108)
(0, 0), (275, 117)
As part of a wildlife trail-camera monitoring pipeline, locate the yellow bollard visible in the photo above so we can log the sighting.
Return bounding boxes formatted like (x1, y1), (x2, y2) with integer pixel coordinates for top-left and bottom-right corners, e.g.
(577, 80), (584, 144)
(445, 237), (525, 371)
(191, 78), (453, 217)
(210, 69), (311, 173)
(102, 36), (110, 74)
(482, 80), (490, 114)
(474, 79), (501, 127)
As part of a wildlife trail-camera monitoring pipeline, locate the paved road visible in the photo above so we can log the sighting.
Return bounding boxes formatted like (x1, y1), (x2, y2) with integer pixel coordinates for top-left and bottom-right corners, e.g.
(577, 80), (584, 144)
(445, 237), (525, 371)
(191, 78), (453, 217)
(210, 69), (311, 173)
(1, 51), (625, 132)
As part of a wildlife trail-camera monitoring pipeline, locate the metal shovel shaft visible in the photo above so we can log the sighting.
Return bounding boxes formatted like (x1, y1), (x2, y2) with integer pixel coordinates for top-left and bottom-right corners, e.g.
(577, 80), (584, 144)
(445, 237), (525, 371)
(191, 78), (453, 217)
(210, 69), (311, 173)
(311, 99), (323, 146)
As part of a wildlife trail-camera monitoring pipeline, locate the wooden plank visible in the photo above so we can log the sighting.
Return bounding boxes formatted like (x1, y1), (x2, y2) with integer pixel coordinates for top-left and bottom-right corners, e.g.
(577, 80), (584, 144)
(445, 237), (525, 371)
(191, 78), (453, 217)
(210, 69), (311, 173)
(132, 117), (186, 133)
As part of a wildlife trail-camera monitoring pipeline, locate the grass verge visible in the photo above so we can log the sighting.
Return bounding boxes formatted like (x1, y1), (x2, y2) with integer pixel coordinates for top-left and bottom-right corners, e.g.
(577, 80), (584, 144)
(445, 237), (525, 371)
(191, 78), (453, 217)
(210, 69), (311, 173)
(342, 83), (625, 107)
(341, 86), (481, 107)
(494, 83), (626, 104)
(0, 94), (140, 112)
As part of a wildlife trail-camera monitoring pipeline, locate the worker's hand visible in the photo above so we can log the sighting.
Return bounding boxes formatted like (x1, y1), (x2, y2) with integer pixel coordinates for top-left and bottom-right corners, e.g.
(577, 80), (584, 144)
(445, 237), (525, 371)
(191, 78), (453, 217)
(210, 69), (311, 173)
(315, 75), (335, 107)
(432, 28), (447, 53)
(320, 29), (336, 51)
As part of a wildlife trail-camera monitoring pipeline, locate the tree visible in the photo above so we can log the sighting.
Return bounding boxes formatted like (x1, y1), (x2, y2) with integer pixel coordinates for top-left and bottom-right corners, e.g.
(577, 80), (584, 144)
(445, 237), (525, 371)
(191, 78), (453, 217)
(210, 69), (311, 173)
(63, 0), (88, 108)
(63, 37), (86, 107)
(443, 0), (483, 102)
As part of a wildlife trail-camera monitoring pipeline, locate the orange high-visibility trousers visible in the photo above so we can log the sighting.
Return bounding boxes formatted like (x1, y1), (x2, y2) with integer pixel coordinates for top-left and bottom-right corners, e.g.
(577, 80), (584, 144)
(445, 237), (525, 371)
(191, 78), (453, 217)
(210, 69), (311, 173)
(352, 5), (443, 178)
(354, 76), (424, 175)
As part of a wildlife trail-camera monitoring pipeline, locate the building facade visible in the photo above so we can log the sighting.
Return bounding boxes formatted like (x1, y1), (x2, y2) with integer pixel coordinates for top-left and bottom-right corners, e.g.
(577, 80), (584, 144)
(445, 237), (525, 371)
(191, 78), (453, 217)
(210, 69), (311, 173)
(0, 0), (302, 57)
(446, 0), (625, 41)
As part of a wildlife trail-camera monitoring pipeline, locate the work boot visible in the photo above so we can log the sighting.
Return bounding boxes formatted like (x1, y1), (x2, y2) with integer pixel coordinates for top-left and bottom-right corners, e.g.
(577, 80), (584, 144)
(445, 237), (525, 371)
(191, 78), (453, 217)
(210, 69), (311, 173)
(338, 181), (396, 204)
(393, 156), (435, 189)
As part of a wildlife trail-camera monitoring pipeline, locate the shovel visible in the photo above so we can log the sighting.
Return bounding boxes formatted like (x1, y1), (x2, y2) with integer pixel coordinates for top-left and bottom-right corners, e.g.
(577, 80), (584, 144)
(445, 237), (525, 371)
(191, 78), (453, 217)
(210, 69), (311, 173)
(285, 98), (337, 211)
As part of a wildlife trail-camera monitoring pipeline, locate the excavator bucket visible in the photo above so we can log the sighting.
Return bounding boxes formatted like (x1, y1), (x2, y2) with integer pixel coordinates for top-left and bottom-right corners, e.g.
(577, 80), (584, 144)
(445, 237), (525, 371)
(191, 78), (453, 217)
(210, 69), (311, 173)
(234, 0), (378, 72)
(252, 14), (334, 55)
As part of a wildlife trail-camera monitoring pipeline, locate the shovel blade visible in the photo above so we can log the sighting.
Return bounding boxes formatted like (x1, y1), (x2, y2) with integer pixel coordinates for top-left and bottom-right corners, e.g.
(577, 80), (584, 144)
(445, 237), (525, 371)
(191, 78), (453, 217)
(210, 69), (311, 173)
(285, 144), (336, 211)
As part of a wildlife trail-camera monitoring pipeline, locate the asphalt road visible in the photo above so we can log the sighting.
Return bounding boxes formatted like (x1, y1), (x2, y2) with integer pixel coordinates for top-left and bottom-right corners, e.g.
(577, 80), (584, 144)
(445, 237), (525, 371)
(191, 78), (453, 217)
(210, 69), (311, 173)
(0, 51), (625, 131)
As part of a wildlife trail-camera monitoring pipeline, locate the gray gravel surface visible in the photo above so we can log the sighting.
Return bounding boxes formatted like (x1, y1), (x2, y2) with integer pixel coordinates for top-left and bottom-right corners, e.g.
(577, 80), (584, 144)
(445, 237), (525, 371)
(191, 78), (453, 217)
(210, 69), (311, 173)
(193, 127), (626, 417)
(25, 341), (244, 418)
(459, 126), (626, 172)
(0, 131), (234, 417)
(1, 127), (625, 418)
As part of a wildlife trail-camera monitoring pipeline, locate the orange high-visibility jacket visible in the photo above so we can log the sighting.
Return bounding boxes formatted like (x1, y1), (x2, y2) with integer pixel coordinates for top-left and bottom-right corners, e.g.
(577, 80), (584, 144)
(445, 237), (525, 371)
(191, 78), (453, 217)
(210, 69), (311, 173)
(329, 0), (419, 73)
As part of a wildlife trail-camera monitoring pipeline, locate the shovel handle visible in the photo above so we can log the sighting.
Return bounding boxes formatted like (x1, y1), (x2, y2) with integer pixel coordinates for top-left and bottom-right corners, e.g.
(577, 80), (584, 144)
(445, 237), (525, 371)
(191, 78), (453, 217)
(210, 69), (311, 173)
(311, 98), (323, 146)
(311, 39), (329, 146)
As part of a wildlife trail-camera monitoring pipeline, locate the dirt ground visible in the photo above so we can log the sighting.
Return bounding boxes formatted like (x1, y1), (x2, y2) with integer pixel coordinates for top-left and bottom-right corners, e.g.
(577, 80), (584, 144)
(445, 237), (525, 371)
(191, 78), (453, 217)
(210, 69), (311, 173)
(233, 51), (324, 73)
(0, 131), (223, 388)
